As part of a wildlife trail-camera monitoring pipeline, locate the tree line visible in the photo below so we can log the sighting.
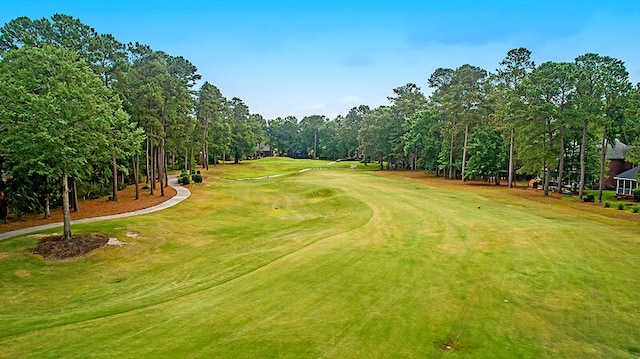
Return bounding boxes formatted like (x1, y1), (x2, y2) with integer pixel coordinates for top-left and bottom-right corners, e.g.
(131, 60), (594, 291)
(1, 15), (640, 239)
(266, 49), (640, 207)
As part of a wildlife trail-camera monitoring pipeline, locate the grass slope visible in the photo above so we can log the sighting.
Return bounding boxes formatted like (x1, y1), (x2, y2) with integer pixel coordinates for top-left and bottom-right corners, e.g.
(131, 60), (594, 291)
(1, 159), (639, 358)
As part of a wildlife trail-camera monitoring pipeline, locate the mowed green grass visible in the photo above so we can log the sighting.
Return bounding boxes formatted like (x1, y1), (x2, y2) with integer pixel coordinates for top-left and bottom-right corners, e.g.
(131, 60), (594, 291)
(1, 159), (639, 358)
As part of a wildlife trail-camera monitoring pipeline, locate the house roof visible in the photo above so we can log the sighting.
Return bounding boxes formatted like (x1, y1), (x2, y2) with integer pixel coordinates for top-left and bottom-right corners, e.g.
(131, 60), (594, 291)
(606, 139), (634, 160)
(614, 165), (639, 180)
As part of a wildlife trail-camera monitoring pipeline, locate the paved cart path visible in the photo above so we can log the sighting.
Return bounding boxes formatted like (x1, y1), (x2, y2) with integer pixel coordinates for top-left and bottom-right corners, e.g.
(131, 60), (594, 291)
(0, 175), (190, 240)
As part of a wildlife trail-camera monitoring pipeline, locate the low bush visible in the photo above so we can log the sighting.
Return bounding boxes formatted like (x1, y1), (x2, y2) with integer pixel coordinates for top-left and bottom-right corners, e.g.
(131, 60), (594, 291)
(617, 202), (625, 210)
(142, 183), (150, 190)
(583, 194), (595, 202)
(634, 188), (640, 202)
(192, 173), (203, 183)
(178, 172), (191, 185)
(633, 206), (640, 213)
(604, 201), (611, 208)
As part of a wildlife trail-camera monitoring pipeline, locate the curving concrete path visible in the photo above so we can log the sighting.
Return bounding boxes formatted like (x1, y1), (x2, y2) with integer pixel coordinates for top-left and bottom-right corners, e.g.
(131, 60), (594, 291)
(0, 175), (190, 240)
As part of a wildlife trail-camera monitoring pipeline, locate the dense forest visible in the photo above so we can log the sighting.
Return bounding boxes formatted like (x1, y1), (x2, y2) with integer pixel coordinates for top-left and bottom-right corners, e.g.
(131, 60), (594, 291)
(1, 14), (640, 236)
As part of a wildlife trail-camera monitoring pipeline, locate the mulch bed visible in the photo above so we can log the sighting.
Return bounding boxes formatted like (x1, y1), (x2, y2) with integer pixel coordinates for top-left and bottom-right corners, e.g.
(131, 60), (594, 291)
(30, 234), (110, 259)
(0, 184), (177, 233)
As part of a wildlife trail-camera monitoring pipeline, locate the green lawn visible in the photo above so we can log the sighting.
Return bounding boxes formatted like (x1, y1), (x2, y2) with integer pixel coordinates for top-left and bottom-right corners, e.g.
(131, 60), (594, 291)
(1, 158), (639, 358)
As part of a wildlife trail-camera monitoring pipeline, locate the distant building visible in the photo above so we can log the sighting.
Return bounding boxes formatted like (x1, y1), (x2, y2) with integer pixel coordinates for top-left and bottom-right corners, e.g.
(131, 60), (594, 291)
(605, 139), (635, 189)
(614, 165), (639, 197)
(256, 145), (272, 158)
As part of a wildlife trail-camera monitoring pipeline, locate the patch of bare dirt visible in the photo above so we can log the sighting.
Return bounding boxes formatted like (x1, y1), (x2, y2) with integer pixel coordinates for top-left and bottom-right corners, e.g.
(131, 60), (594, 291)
(1, 184), (177, 233)
(30, 234), (110, 259)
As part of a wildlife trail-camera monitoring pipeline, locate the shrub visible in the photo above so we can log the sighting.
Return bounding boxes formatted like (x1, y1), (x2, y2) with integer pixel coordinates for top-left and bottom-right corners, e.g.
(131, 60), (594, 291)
(604, 201), (611, 208)
(192, 173), (203, 184)
(617, 202), (625, 210)
(634, 187), (640, 202)
(178, 173), (190, 185)
(142, 183), (150, 190)
(583, 194), (595, 202)
(633, 206), (640, 213)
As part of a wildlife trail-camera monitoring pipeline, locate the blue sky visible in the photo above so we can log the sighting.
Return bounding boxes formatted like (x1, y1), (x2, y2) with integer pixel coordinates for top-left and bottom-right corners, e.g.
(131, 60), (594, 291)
(3, 1), (640, 119)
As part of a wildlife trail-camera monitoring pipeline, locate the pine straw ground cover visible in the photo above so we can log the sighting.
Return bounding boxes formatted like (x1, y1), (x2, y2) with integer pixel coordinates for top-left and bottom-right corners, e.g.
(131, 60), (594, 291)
(0, 183), (177, 233)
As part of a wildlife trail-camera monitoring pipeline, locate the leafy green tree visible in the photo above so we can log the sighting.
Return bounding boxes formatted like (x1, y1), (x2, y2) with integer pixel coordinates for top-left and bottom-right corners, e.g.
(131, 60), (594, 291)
(106, 112), (145, 202)
(358, 107), (402, 169)
(0, 14), (97, 55)
(575, 53), (632, 203)
(403, 108), (442, 172)
(464, 126), (505, 183)
(521, 61), (578, 196)
(320, 120), (342, 160)
(388, 83), (427, 119)
(0, 45), (125, 239)
(452, 65), (488, 181)
(1, 14), (140, 202)
(229, 98), (256, 163)
(594, 57), (632, 203)
(196, 82), (230, 168)
(494, 48), (535, 188)
(300, 115), (327, 159)
(428, 68), (457, 178)
(250, 113), (268, 157)
(388, 83), (427, 169)
(266, 116), (300, 157)
(431, 65), (487, 180)
(624, 84), (640, 165)
(88, 33), (128, 88)
(336, 105), (370, 158)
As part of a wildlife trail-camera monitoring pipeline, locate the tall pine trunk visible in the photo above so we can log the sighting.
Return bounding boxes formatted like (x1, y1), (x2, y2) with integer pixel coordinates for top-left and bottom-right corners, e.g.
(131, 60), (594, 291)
(70, 177), (79, 212)
(508, 128), (515, 188)
(42, 178), (51, 219)
(134, 152), (140, 200)
(164, 151), (169, 188)
(189, 145), (194, 175)
(543, 162), (551, 197)
(578, 120), (588, 200)
(543, 124), (554, 197)
(597, 128), (607, 204)
(150, 145), (156, 195)
(111, 156), (118, 202)
(557, 134), (565, 193)
(448, 130), (455, 180)
(159, 139), (166, 196)
(43, 197), (51, 219)
(145, 136), (150, 184)
(202, 143), (207, 169)
(62, 172), (72, 240)
(461, 123), (469, 182)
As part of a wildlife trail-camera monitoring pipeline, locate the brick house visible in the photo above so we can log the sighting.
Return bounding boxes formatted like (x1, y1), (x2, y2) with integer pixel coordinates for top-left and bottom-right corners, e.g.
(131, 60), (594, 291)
(614, 166), (639, 197)
(605, 139), (634, 189)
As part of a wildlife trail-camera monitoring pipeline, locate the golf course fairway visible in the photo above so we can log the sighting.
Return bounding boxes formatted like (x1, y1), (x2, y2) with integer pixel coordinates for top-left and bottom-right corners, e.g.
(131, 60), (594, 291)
(1, 159), (639, 358)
